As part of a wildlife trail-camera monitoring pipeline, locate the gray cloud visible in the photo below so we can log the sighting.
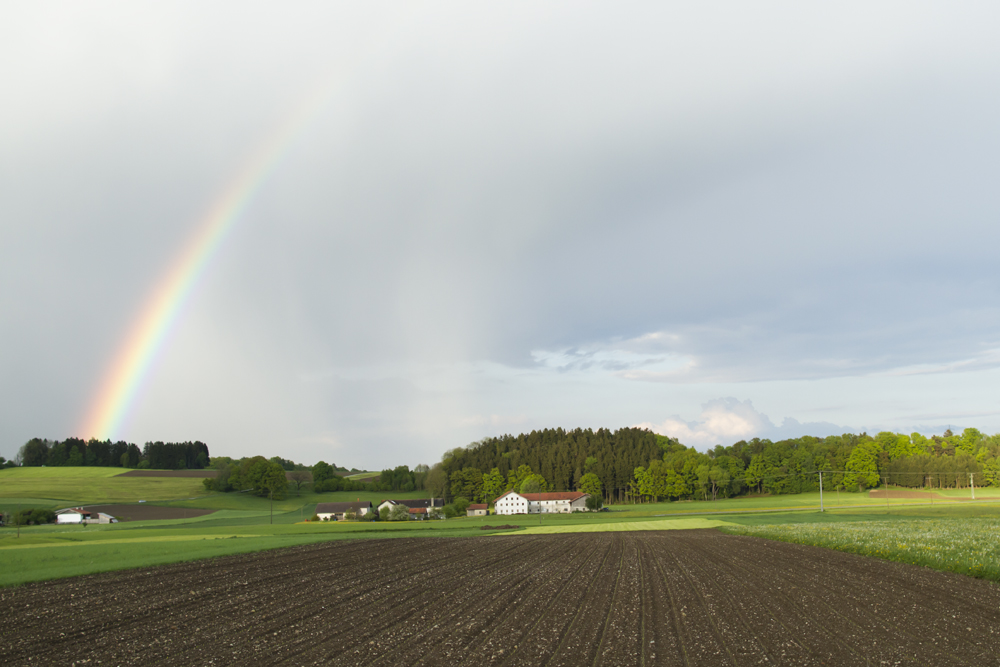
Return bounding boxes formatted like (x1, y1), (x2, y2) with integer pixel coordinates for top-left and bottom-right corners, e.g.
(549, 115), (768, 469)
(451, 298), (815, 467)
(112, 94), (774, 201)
(4, 4), (1000, 466)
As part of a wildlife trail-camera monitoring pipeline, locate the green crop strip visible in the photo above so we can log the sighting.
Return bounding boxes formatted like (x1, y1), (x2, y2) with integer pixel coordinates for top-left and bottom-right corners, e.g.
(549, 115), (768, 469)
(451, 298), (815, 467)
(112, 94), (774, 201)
(723, 518), (1000, 582)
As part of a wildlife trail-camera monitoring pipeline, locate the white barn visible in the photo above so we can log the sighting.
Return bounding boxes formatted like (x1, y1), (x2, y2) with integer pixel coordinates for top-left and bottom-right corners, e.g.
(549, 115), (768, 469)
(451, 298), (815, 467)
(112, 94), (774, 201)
(56, 508), (90, 524)
(494, 491), (589, 515)
(55, 508), (118, 524)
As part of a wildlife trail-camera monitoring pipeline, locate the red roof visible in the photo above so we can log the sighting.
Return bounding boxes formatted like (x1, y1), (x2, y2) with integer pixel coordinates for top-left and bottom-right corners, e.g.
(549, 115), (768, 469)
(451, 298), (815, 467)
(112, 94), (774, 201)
(468, 504), (487, 510)
(494, 491), (587, 502)
(522, 492), (587, 501)
(408, 507), (427, 514)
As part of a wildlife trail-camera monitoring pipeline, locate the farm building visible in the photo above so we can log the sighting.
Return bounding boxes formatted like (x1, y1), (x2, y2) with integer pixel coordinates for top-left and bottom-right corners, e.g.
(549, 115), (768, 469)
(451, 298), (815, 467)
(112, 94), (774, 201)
(55, 508), (118, 524)
(408, 508), (427, 520)
(376, 498), (444, 514)
(494, 491), (589, 515)
(466, 504), (488, 517)
(56, 508), (91, 524)
(315, 501), (373, 521)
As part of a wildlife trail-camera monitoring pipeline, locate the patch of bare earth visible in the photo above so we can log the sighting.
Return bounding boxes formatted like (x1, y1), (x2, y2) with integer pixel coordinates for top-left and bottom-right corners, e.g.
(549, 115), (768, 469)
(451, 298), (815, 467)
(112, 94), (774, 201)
(3, 531), (1000, 665)
(81, 505), (215, 521)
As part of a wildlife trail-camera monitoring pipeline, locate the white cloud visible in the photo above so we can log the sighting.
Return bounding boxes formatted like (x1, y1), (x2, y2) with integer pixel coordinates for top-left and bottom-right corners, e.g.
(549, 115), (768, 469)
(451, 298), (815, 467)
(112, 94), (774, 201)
(638, 398), (846, 449)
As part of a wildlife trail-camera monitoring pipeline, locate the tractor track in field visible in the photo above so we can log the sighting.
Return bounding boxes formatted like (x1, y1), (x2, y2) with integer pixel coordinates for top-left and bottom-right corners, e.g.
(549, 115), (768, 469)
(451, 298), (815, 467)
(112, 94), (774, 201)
(4, 530), (1000, 665)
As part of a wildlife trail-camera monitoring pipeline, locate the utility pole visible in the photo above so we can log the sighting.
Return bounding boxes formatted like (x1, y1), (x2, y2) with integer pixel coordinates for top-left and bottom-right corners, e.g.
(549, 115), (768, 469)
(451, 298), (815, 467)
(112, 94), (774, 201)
(819, 471), (824, 512)
(970, 472), (976, 500)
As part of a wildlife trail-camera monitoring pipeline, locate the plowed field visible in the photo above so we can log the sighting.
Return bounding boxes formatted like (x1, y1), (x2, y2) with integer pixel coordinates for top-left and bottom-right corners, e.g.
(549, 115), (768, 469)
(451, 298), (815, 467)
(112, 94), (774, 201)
(82, 504), (216, 521)
(3, 530), (1000, 666)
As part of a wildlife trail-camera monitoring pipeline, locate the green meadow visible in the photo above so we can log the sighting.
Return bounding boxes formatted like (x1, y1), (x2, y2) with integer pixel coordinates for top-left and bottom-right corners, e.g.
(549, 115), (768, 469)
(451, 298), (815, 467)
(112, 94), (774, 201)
(4, 466), (1000, 587)
(723, 515), (1000, 582)
(0, 467), (205, 504)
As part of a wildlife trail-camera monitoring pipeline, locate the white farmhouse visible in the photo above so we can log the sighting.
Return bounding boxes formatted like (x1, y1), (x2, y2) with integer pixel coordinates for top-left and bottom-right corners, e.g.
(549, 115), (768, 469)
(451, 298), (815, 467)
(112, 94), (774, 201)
(377, 498), (444, 514)
(493, 491), (589, 515)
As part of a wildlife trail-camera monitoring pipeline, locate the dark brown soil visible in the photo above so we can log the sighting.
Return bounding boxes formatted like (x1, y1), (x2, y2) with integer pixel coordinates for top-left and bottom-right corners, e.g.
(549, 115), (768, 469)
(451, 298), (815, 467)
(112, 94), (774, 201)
(81, 504), (215, 521)
(480, 524), (519, 530)
(116, 469), (216, 477)
(3, 531), (1000, 666)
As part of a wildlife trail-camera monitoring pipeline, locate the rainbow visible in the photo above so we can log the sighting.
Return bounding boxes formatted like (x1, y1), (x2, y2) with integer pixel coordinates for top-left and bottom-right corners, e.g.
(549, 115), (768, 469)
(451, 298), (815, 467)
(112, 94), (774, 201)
(79, 85), (332, 441)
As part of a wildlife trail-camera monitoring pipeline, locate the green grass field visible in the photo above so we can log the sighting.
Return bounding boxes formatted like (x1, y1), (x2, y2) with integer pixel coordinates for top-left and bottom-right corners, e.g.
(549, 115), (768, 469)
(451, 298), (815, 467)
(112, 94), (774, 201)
(723, 517), (1000, 582)
(344, 471), (379, 481)
(5, 467), (1000, 588)
(0, 467), (205, 503)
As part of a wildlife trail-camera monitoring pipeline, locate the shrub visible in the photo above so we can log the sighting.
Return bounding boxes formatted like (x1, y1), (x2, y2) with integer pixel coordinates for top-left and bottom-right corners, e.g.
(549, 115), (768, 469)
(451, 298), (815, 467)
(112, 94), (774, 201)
(313, 478), (342, 493)
(585, 495), (604, 511)
(310, 514), (320, 522)
(12, 508), (56, 525)
(389, 504), (411, 521)
(442, 504), (458, 519)
(453, 497), (471, 514)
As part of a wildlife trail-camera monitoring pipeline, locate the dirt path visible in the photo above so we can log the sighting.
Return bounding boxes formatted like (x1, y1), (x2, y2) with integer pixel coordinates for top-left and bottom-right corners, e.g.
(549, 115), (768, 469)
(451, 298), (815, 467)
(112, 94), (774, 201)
(3, 531), (1000, 665)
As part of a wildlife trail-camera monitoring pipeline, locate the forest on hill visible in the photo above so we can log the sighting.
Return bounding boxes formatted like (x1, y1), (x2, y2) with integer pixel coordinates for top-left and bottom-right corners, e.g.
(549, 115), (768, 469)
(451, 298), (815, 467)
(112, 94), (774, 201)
(429, 427), (662, 504)
(17, 438), (209, 470)
(426, 427), (1000, 504)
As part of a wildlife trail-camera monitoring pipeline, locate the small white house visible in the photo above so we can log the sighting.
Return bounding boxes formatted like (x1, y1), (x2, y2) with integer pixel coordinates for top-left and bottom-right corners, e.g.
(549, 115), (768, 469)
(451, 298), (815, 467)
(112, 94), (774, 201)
(494, 491), (589, 515)
(377, 498), (444, 514)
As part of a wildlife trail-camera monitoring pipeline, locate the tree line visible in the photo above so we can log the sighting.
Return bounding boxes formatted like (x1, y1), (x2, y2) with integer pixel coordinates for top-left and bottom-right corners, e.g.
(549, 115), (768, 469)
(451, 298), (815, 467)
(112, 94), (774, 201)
(628, 428), (1000, 503)
(420, 426), (1000, 505)
(16, 438), (208, 470)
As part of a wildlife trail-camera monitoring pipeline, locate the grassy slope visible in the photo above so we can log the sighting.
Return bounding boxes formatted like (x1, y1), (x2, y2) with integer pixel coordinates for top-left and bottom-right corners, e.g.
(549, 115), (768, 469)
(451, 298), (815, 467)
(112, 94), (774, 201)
(0, 467), (205, 504)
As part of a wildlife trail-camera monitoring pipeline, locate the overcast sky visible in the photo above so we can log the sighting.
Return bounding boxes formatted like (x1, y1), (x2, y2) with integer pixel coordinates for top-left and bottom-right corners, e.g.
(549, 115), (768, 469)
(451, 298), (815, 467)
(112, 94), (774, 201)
(3, 3), (1000, 468)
